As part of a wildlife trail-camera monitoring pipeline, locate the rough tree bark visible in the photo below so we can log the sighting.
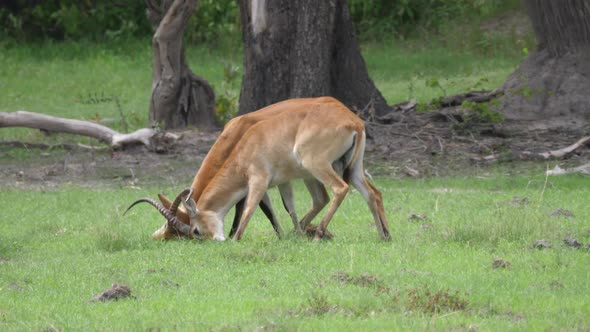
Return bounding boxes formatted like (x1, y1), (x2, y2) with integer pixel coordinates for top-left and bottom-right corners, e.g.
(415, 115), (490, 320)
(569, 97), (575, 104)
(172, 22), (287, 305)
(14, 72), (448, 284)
(237, 0), (389, 118)
(497, 0), (590, 133)
(146, 0), (217, 130)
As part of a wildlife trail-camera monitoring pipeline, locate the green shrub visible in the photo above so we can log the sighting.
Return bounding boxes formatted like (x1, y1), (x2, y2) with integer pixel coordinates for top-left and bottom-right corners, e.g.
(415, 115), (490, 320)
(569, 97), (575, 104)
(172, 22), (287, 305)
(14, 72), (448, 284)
(214, 61), (241, 124)
(348, 0), (522, 40)
(0, 0), (239, 44)
(189, 0), (240, 46)
(1, 0), (522, 43)
(0, 1), (149, 40)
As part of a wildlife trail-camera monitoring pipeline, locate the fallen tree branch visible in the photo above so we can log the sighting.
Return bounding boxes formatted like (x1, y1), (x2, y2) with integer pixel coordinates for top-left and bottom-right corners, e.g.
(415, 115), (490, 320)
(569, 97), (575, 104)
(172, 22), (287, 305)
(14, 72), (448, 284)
(0, 111), (180, 149)
(546, 163), (590, 176)
(473, 136), (590, 162)
(520, 136), (590, 160)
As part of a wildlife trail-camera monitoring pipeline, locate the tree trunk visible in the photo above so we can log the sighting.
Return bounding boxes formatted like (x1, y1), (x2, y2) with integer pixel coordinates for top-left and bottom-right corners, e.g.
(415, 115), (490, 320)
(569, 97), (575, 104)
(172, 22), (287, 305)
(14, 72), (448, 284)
(496, 0), (590, 134)
(146, 0), (217, 130)
(237, 0), (389, 118)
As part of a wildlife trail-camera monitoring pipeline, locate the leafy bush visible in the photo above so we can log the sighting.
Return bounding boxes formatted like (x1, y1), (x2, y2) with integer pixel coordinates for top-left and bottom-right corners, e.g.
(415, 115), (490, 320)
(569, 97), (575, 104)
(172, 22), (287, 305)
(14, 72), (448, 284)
(0, 0), (238, 43)
(214, 62), (241, 124)
(0, 1), (149, 40)
(348, 0), (522, 40)
(461, 99), (505, 124)
(188, 0), (239, 46)
(1, 0), (521, 42)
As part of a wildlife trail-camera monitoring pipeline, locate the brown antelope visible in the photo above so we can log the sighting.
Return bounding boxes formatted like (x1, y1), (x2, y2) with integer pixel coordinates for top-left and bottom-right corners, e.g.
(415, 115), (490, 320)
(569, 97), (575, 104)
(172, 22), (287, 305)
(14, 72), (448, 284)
(145, 102), (323, 240)
(167, 97), (391, 241)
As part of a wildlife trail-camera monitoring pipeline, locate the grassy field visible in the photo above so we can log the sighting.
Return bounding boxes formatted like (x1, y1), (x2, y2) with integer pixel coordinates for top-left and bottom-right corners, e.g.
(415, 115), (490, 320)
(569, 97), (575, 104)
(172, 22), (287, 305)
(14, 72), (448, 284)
(0, 34), (523, 141)
(1, 173), (589, 331)
(3, 12), (588, 331)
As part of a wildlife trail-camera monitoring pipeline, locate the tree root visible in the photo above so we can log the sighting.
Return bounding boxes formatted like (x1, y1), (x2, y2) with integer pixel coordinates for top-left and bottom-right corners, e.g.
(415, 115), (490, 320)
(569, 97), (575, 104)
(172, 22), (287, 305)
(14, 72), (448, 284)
(376, 89), (503, 124)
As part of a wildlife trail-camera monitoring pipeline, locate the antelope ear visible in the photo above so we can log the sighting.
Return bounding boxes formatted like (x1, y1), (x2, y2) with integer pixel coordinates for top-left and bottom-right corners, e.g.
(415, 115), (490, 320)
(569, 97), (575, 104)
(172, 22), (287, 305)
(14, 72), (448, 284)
(182, 197), (199, 217)
(158, 193), (173, 209)
(159, 193), (190, 224)
(175, 208), (190, 224)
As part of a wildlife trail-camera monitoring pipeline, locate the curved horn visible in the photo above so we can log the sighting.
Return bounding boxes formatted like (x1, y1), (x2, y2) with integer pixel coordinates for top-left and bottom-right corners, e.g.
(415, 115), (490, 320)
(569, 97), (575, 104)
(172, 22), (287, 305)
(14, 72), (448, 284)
(123, 198), (192, 236)
(169, 188), (193, 215)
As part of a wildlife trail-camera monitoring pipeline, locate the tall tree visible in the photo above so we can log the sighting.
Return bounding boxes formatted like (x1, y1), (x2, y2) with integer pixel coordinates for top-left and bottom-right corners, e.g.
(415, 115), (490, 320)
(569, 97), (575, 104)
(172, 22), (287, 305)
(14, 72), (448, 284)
(498, 0), (590, 133)
(146, 0), (217, 130)
(236, 0), (389, 118)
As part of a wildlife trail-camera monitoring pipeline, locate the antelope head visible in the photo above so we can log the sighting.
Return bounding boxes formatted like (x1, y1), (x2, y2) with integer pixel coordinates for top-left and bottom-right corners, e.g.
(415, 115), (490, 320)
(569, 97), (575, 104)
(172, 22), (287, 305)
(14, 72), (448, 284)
(124, 188), (196, 240)
(180, 193), (221, 241)
(155, 188), (225, 241)
(187, 207), (226, 242)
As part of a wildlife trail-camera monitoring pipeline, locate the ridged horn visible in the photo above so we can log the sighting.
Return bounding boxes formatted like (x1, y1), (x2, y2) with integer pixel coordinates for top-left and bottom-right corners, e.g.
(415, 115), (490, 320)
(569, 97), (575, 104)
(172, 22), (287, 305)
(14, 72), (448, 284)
(123, 197), (192, 236)
(169, 188), (193, 215)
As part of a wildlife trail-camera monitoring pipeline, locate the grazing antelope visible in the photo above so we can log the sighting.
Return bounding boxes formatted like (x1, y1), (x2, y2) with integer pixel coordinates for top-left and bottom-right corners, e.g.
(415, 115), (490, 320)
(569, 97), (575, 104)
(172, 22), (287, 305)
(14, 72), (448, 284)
(142, 102), (318, 240)
(166, 97), (391, 241)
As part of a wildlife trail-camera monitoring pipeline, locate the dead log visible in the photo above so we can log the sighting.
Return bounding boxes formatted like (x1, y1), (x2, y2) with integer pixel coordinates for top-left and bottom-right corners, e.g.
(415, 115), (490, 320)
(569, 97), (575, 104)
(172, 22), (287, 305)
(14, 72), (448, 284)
(546, 163), (590, 176)
(0, 111), (179, 149)
(473, 136), (590, 162)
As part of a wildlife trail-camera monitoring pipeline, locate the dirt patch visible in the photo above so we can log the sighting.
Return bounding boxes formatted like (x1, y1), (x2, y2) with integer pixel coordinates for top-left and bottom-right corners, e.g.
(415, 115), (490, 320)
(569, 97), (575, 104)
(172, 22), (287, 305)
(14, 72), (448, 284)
(1, 111), (589, 189)
(408, 213), (428, 222)
(330, 272), (392, 296)
(563, 235), (583, 249)
(406, 285), (469, 314)
(365, 114), (589, 178)
(160, 279), (180, 288)
(503, 310), (526, 323)
(509, 196), (530, 207)
(492, 258), (511, 269)
(8, 282), (26, 291)
(299, 293), (346, 317)
(90, 283), (133, 302)
(43, 325), (62, 332)
(0, 130), (218, 189)
(331, 271), (381, 288)
(549, 208), (575, 218)
(531, 239), (552, 250)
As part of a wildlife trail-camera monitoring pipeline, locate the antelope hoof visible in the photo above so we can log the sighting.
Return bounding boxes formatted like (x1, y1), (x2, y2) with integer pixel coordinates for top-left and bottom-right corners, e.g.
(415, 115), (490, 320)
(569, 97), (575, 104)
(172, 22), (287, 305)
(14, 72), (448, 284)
(306, 224), (333, 240)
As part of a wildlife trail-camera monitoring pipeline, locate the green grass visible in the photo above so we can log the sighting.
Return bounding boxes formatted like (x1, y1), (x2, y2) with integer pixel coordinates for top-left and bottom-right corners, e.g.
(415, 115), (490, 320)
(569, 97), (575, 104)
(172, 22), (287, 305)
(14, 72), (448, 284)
(363, 41), (521, 104)
(1, 174), (589, 331)
(0, 12), (571, 331)
(0, 38), (241, 141)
